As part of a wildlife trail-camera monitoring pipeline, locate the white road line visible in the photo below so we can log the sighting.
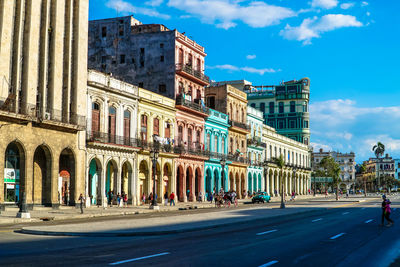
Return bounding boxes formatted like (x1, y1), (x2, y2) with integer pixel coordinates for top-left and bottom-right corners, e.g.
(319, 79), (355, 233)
(312, 218), (323, 223)
(109, 252), (170, 265)
(342, 212), (350, 215)
(365, 219), (373, 224)
(256, 229), (278, 236)
(259, 260), (279, 267)
(330, 233), (346, 240)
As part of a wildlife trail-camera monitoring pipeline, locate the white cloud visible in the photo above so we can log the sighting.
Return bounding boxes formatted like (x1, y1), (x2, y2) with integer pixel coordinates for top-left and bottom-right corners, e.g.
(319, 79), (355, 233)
(311, 142), (333, 152)
(106, 0), (171, 20)
(361, 1), (369, 7)
(340, 3), (355, 10)
(280, 14), (363, 45)
(246, 54), (256, 60)
(310, 0), (338, 9)
(366, 12), (371, 16)
(207, 64), (280, 75)
(145, 0), (164, 7)
(167, 0), (295, 29)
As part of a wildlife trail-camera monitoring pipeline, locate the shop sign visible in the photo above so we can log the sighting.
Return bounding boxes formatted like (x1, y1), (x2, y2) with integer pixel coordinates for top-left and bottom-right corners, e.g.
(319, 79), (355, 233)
(4, 168), (20, 183)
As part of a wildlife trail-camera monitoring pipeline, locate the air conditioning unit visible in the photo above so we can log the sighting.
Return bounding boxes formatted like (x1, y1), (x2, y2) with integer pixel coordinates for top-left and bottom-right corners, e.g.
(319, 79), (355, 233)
(44, 112), (51, 120)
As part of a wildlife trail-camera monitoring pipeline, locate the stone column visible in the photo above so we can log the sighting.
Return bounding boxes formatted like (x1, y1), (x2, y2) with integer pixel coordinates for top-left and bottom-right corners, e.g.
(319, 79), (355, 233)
(51, 152), (60, 208)
(100, 160), (107, 207)
(131, 157), (138, 205)
(289, 173), (292, 195)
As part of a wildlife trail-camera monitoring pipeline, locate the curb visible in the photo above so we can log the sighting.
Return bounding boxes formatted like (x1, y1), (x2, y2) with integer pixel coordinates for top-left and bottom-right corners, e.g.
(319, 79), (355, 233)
(17, 208), (323, 237)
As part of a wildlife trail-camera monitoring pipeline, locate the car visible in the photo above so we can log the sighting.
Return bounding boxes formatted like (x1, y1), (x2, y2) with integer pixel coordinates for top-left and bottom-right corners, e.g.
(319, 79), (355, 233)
(252, 192), (271, 204)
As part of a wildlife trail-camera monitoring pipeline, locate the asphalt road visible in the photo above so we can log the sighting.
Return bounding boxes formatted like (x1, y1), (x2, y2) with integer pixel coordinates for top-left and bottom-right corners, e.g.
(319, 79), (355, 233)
(1, 197), (400, 267)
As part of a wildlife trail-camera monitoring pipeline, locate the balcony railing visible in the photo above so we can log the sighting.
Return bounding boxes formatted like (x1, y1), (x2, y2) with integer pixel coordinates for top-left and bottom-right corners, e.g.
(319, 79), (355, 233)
(87, 131), (141, 147)
(247, 136), (263, 147)
(227, 153), (250, 164)
(0, 96), (86, 127)
(175, 95), (209, 114)
(229, 120), (250, 130)
(175, 63), (210, 84)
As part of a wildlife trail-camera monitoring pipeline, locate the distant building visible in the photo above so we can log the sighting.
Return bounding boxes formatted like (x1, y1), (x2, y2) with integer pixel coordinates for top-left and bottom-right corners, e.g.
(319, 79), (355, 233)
(211, 78), (310, 145)
(395, 159), (400, 180)
(312, 149), (356, 191)
(361, 154), (396, 189)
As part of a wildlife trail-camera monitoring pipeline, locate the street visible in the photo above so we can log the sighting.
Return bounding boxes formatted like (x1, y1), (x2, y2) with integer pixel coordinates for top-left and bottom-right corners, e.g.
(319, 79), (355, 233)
(1, 197), (400, 266)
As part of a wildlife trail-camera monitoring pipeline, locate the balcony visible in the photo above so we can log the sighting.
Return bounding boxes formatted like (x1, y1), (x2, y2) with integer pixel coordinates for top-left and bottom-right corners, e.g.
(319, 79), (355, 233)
(247, 136), (263, 147)
(227, 153), (250, 165)
(87, 131), (141, 148)
(174, 141), (209, 158)
(0, 96), (86, 129)
(175, 63), (210, 85)
(229, 120), (250, 131)
(175, 95), (209, 115)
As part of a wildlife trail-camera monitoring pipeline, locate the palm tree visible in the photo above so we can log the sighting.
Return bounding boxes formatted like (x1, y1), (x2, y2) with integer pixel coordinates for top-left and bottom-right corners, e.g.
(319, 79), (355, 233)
(274, 155), (285, 209)
(372, 142), (385, 190)
(359, 163), (367, 197)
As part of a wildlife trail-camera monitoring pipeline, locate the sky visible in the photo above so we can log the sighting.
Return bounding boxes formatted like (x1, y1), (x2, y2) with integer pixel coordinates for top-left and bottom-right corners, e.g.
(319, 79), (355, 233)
(89, 0), (400, 162)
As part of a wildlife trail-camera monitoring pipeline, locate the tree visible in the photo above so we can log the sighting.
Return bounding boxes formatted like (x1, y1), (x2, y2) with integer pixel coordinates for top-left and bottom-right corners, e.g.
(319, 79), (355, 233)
(382, 175), (396, 193)
(319, 156), (341, 201)
(273, 155), (285, 209)
(372, 142), (385, 189)
(360, 163), (367, 197)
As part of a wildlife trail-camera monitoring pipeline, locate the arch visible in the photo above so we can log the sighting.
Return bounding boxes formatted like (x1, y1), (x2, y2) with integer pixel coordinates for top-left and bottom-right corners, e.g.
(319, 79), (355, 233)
(214, 168), (220, 192)
(195, 167), (202, 199)
(253, 173), (257, 193)
(33, 145), (52, 205)
(162, 162), (172, 199)
(139, 160), (149, 202)
(229, 171), (234, 191)
(105, 159), (118, 199)
(4, 141), (26, 203)
(205, 168), (213, 198)
(248, 172), (252, 193)
(186, 166), (193, 201)
(258, 173), (262, 192)
(240, 172), (245, 198)
(121, 160), (133, 204)
(59, 148), (76, 206)
(235, 172), (240, 197)
(88, 157), (102, 205)
(177, 164), (184, 202)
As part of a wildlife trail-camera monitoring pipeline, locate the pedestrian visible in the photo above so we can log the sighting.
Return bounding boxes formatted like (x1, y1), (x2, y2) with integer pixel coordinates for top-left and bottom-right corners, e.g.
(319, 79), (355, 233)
(186, 189), (190, 201)
(209, 191), (213, 203)
(78, 193), (85, 214)
(199, 191), (203, 202)
(381, 195), (394, 226)
(290, 191), (295, 201)
(141, 193), (146, 205)
(149, 192), (153, 205)
(123, 193), (128, 207)
(274, 189), (277, 196)
(169, 192), (175, 206)
(164, 191), (169, 206)
(117, 192), (121, 207)
(109, 191), (114, 207)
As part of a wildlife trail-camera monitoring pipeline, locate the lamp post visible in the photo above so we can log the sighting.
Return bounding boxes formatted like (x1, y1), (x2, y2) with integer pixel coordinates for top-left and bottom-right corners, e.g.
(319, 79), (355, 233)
(149, 136), (160, 210)
(220, 158), (226, 192)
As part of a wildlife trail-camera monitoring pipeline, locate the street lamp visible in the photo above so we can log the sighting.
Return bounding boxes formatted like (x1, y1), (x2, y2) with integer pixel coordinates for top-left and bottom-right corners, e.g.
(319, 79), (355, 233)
(220, 158), (226, 192)
(149, 137), (160, 210)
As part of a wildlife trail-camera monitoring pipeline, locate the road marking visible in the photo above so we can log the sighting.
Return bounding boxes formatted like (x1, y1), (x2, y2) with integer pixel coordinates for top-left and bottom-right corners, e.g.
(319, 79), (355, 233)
(342, 212), (350, 215)
(330, 233), (346, 240)
(0, 230), (13, 233)
(257, 229), (278, 236)
(361, 207), (366, 210)
(109, 252), (170, 265)
(312, 218), (323, 223)
(259, 260), (279, 267)
(365, 219), (373, 224)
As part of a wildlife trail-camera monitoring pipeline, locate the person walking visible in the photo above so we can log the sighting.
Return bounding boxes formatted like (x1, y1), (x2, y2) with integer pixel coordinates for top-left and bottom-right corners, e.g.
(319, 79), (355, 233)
(123, 193), (128, 207)
(169, 192), (175, 206)
(78, 193), (85, 214)
(164, 191), (169, 206)
(381, 195), (394, 226)
(141, 193), (146, 205)
(117, 193), (121, 207)
(199, 191), (203, 202)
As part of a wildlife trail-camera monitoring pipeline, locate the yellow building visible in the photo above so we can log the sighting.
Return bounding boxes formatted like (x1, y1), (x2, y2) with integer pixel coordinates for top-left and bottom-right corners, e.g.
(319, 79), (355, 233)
(0, 1), (88, 209)
(137, 88), (178, 204)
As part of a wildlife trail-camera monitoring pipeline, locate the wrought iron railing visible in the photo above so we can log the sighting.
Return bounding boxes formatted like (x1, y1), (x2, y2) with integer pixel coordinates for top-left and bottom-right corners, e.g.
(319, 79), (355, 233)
(247, 136), (263, 147)
(175, 95), (209, 114)
(175, 63), (210, 84)
(229, 119), (250, 130)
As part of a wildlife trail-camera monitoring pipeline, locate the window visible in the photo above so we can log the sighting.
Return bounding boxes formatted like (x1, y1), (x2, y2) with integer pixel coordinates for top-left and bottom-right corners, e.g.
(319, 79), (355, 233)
(260, 103), (265, 113)
(290, 120), (295, 128)
(138, 82), (144, 88)
(215, 136), (218, 152)
(158, 84), (166, 93)
(101, 56), (106, 63)
(160, 55), (164, 62)
(230, 137), (233, 153)
(279, 102), (284, 113)
(269, 102), (274, 114)
(178, 82), (184, 95)
(188, 128), (192, 146)
(304, 120), (309, 128)
(178, 126), (183, 143)
(124, 110), (131, 139)
(141, 115), (148, 141)
(241, 109), (245, 123)
(278, 121), (284, 129)
(290, 101), (295, 112)
(242, 140), (244, 149)
(165, 123), (171, 138)
(101, 26), (107, 37)
(108, 106), (116, 139)
(140, 48), (145, 54)
(153, 118), (159, 136)
(140, 60), (144, 67)
(131, 58), (135, 64)
(221, 138), (225, 154)
(188, 54), (193, 67)
(118, 25), (124, 36)
(207, 134), (211, 151)
(178, 49), (184, 64)
(160, 43), (164, 48)
(196, 130), (201, 143)
(92, 102), (100, 132)
(120, 54), (125, 64)
(303, 102), (308, 112)
(197, 58), (201, 71)
(250, 103), (256, 108)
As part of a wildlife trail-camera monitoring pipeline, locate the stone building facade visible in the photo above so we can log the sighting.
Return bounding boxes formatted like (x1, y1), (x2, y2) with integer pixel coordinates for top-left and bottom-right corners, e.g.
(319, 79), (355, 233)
(86, 70), (139, 207)
(205, 84), (250, 198)
(0, 0), (88, 208)
(263, 125), (311, 196)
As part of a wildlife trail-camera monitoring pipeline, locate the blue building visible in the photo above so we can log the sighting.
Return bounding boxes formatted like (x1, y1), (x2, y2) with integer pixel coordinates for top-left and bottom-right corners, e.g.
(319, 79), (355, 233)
(204, 109), (230, 199)
(247, 106), (264, 194)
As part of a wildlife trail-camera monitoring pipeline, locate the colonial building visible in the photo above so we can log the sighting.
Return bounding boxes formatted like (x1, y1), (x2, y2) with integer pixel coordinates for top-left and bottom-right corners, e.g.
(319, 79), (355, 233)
(86, 70), (139, 207)
(247, 107), (264, 194)
(137, 87), (177, 204)
(312, 149), (356, 191)
(206, 84), (250, 198)
(217, 78), (310, 145)
(204, 108), (230, 198)
(0, 1), (88, 209)
(263, 125), (311, 196)
(360, 154), (396, 190)
(88, 15), (210, 203)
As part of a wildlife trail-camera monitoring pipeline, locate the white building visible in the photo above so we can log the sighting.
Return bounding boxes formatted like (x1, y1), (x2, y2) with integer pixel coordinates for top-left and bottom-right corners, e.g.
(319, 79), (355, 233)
(85, 70), (139, 207)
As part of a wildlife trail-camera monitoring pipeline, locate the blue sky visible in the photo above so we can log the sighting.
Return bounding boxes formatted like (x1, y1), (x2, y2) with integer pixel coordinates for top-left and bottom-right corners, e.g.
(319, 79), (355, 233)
(89, 0), (400, 162)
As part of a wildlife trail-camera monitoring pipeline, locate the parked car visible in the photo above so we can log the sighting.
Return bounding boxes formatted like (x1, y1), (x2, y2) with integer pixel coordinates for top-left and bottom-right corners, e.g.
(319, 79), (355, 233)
(252, 192), (271, 203)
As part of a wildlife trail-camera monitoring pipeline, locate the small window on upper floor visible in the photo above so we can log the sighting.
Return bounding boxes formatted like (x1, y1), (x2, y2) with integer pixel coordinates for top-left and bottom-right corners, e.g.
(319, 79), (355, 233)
(160, 43), (164, 48)
(159, 84), (166, 93)
(140, 48), (145, 54)
(101, 26), (107, 38)
(119, 25), (124, 36)
(250, 103), (256, 108)
(260, 103), (265, 113)
(120, 54), (126, 64)
(138, 82), (144, 88)
(290, 101), (295, 113)
(160, 55), (164, 62)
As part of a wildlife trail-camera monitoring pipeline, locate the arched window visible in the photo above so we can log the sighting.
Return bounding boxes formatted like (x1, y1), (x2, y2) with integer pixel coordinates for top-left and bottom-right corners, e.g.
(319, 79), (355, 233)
(207, 133), (211, 151)
(214, 135), (218, 152)
(153, 118), (159, 136)
(178, 82), (184, 96)
(141, 114), (147, 142)
(290, 101), (296, 113)
(188, 128), (193, 147)
(221, 137), (225, 154)
(165, 122), (171, 138)
(178, 48), (184, 64)
(108, 106), (116, 140)
(241, 108), (245, 123)
(178, 126), (183, 144)
(124, 110), (131, 140)
(230, 137), (233, 153)
(91, 102), (100, 133)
